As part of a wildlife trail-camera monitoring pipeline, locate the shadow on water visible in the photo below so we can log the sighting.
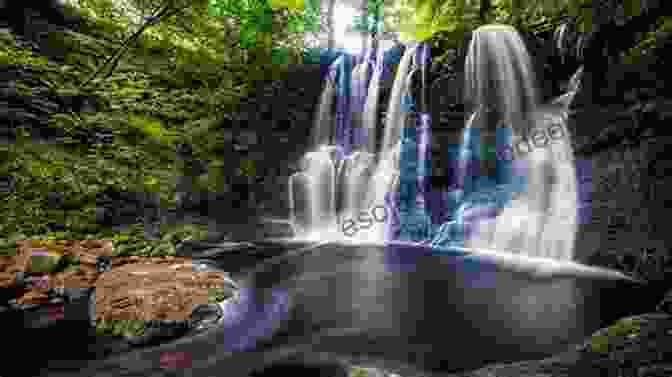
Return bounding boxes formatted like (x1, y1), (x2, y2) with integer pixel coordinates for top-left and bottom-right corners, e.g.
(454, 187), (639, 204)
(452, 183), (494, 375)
(29, 240), (664, 377)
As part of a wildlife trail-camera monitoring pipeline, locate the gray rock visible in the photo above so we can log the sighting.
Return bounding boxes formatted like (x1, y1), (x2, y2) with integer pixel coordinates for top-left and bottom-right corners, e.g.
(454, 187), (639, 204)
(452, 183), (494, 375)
(657, 290), (672, 314)
(0, 174), (16, 193)
(0, 107), (40, 122)
(441, 313), (672, 377)
(29, 98), (60, 113)
(188, 303), (223, 331)
(126, 319), (190, 347)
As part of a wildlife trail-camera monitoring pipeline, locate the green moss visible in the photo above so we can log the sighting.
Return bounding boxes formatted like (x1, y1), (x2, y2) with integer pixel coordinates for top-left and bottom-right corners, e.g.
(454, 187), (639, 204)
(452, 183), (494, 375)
(104, 222), (209, 258)
(96, 318), (146, 339)
(349, 367), (372, 377)
(127, 113), (179, 146)
(0, 7), (243, 251)
(622, 16), (672, 65)
(0, 239), (18, 257)
(14, 81), (34, 96)
(195, 159), (229, 193)
(0, 39), (51, 67)
(208, 287), (230, 304)
(589, 318), (643, 354)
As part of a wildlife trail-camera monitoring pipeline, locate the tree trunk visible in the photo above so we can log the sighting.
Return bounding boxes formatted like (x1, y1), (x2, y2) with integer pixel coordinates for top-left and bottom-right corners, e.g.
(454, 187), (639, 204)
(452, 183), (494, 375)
(371, 1), (380, 52)
(361, 0), (369, 54)
(326, 0), (336, 50)
(479, 0), (491, 25)
(510, 0), (521, 29)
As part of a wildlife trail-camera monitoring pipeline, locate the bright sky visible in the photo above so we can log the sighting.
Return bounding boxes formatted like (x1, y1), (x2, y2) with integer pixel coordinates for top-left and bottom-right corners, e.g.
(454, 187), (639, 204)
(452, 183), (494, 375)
(333, 1), (396, 55)
(334, 2), (364, 54)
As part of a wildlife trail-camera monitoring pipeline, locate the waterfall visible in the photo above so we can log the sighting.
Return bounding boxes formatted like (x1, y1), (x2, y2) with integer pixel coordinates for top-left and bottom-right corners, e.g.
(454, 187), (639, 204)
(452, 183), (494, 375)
(290, 24), (579, 262)
(444, 24), (579, 261)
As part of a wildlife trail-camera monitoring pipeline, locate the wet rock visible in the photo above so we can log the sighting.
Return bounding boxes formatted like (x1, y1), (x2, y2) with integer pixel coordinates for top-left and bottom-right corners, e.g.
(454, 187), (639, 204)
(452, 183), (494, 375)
(86, 257), (237, 346)
(45, 191), (65, 209)
(95, 255), (112, 274)
(253, 360), (350, 377)
(188, 303), (223, 331)
(29, 97), (60, 113)
(0, 174), (16, 193)
(657, 290), (672, 314)
(176, 240), (255, 257)
(126, 318), (190, 346)
(443, 313), (672, 377)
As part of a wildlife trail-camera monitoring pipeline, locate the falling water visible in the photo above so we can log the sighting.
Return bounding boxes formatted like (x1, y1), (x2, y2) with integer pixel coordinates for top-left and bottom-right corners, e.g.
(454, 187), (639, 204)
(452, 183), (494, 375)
(362, 47), (386, 154)
(291, 24), (579, 262)
(361, 44), (421, 242)
(311, 58), (339, 148)
(289, 45), (418, 242)
(380, 43), (419, 158)
(456, 24), (579, 261)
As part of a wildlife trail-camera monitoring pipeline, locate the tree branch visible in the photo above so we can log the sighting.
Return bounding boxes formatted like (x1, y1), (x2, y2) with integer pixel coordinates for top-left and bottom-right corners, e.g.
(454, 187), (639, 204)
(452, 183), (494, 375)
(78, 0), (189, 90)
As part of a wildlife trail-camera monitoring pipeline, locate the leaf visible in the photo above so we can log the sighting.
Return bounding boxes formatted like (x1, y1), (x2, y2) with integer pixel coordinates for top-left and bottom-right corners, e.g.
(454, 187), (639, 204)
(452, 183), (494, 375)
(271, 0), (304, 10)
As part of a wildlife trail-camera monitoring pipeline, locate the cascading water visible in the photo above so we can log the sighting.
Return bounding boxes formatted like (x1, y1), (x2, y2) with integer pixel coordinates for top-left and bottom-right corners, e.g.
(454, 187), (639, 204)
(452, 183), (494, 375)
(290, 24), (579, 262)
(362, 47), (385, 154)
(311, 68), (337, 148)
(431, 24), (579, 261)
(289, 43), (417, 242)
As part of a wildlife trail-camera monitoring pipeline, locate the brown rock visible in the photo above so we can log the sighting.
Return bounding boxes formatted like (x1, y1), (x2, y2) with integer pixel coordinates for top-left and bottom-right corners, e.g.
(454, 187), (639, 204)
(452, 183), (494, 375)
(16, 290), (50, 305)
(94, 258), (233, 323)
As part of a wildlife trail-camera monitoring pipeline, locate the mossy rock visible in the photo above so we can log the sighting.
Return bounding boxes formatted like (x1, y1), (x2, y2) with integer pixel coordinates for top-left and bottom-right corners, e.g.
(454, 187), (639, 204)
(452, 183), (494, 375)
(589, 317), (643, 354)
(30, 252), (64, 274)
(208, 287), (231, 304)
(349, 366), (374, 377)
(95, 318), (146, 339)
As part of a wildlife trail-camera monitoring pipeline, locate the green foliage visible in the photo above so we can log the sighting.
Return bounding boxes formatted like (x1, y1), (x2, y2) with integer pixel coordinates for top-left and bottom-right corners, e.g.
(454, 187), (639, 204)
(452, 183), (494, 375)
(30, 253), (64, 273)
(127, 113), (178, 145)
(104, 222), (209, 258)
(0, 33), (51, 67)
(208, 286), (230, 303)
(0, 238), (19, 257)
(621, 15), (672, 65)
(0, 0), (316, 252)
(352, 0), (387, 35)
(196, 159), (230, 193)
(0, 131), (178, 239)
(95, 317), (146, 338)
(589, 318), (643, 354)
(207, 0), (317, 68)
(349, 367), (373, 377)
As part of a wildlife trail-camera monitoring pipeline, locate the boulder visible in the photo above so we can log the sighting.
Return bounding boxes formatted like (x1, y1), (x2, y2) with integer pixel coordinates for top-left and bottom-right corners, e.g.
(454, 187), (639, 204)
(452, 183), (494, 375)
(90, 257), (237, 346)
(92, 257), (236, 323)
(441, 313), (672, 377)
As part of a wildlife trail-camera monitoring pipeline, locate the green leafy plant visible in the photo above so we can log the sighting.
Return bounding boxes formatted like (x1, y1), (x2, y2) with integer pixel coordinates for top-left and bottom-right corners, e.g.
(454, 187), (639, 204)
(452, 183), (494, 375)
(349, 367), (373, 377)
(0, 41), (51, 67)
(589, 317), (642, 354)
(95, 318), (146, 338)
(208, 287), (230, 303)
